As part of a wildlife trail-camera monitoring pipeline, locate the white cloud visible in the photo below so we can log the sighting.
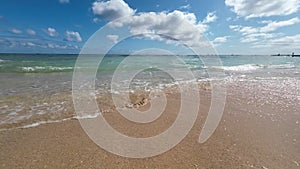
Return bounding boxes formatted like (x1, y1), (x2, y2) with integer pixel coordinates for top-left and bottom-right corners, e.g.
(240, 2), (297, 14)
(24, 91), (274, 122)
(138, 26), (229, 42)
(239, 26), (258, 35)
(121, 10), (208, 47)
(229, 25), (259, 35)
(229, 25), (239, 30)
(229, 21), (300, 52)
(203, 12), (217, 23)
(179, 4), (191, 10)
(92, 0), (135, 21)
(231, 25), (282, 43)
(10, 28), (22, 34)
(59, 0), (69, 4)
(45, 27), (58, 37)
(92, 0), (210, 47)
(225, 0), (300, 19)
(230, 26), (274, 43)
(230, 17), (300, 43)
(27, 42), (36, 47)
(240, 37), (259, 43)
(47, 43), (79, 49)
(260, 17), (300, 32)
(270, 34), (300, 45)
(65, 31), (82, 42)
(213, 36), (229, 43)
(240, 33), (277, 43)
(27, 29), (36, 36)
(258, 20), (272, 24)
(0, 35), (81, 53)
(47, 43), (55, 48)
(106, 34), (119, 44)
(250, 34), (300, 52)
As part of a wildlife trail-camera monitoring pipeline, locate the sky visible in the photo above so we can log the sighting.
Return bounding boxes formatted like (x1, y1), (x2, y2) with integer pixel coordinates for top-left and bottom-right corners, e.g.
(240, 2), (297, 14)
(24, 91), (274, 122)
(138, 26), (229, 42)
(0, 0), (299, 55)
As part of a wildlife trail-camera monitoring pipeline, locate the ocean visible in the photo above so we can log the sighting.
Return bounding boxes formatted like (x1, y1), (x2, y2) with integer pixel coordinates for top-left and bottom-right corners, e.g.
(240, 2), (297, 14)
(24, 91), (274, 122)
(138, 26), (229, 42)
(0, 53), (299, 130)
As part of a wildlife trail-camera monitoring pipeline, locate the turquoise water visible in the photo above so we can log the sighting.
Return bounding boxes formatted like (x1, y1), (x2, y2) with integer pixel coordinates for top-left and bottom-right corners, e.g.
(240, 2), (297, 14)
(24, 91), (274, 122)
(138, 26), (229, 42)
(0, 54), (300, 78)
(0, 53), (299, 130)
(0, 54), (77, 73)
(0, 54), (299, 74)
(1, 53), (299, 94)
(1, 53), (299, 95)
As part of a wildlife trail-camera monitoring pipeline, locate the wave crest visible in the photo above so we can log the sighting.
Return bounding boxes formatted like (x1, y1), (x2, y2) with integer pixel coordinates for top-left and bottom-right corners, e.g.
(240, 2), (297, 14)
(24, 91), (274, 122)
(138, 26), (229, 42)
(21, 66), (73, 72)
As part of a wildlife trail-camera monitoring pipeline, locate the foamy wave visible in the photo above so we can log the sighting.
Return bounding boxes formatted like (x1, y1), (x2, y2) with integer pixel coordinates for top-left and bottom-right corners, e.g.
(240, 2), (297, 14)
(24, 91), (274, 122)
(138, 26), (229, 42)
(74, 113), (101, 119)
(21, 66), (73, 72)
(211, 64), (262, 71)
(266, 64), (296, 69)
(21, 66), (42, 71)
(2, 113), (101, 130)
(19, 118), (72, 129)
(0, 59), (9, 63)
(23, 114), (99, 128)
(49, 66), (73, 71)
(207, 63), (297, 72)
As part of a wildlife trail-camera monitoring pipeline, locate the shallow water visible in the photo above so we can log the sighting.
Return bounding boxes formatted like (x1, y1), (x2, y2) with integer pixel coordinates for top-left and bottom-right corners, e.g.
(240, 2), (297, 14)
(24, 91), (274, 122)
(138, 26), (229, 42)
(0, 54), (299, 130)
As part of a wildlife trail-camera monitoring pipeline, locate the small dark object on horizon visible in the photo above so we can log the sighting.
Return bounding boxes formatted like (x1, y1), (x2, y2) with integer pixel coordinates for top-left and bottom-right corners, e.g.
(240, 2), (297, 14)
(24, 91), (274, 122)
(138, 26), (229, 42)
(271, 52), (300, 57)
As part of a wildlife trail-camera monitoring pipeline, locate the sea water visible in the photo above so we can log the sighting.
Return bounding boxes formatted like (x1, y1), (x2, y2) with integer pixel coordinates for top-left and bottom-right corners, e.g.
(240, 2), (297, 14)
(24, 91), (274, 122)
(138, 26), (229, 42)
(0, 53), (299, 130)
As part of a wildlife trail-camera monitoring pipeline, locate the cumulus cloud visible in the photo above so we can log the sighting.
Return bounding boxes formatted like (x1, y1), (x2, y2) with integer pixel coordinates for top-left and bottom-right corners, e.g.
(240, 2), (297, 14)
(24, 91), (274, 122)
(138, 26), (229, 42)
(10, 28), (22, 34)
(65, 31), (82, 42)
(92, 0), (135, 21)
(225, 0), (300, 19)
(59, 0), (69, 4)
(106, 34), (119, 44)
(92, 0), (210, 47)
(27, 29), (36, 36)
(123, 10), (208, 47)
(203, 12), (217, 23)
(45, 27), (58, 37)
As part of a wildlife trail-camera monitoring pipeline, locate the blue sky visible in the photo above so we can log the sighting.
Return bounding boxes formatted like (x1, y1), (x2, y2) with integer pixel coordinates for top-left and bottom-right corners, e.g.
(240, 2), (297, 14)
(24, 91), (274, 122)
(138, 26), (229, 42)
(0, 0), (299, 54)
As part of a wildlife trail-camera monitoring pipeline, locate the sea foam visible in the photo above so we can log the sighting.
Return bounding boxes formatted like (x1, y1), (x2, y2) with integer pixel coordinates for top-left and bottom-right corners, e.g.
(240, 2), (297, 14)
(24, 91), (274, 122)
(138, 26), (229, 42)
(21, 66), (73, 72)
(211, 64), (262, 71)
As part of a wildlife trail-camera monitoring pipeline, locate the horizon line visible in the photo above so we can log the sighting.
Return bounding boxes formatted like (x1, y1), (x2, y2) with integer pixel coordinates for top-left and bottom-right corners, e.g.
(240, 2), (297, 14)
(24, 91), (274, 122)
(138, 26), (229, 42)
(0, 52), (278, 56)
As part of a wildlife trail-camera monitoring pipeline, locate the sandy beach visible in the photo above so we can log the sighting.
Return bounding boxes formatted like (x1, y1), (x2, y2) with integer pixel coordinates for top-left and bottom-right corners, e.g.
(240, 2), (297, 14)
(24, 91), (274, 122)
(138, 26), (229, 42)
(1, 0), (300, 168)
(1, 85), (299, 169)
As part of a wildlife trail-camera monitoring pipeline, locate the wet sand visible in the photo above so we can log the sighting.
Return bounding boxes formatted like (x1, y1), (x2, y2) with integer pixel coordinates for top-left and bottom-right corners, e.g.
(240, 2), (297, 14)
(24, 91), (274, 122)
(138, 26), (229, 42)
(0, 87), (299, 169)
